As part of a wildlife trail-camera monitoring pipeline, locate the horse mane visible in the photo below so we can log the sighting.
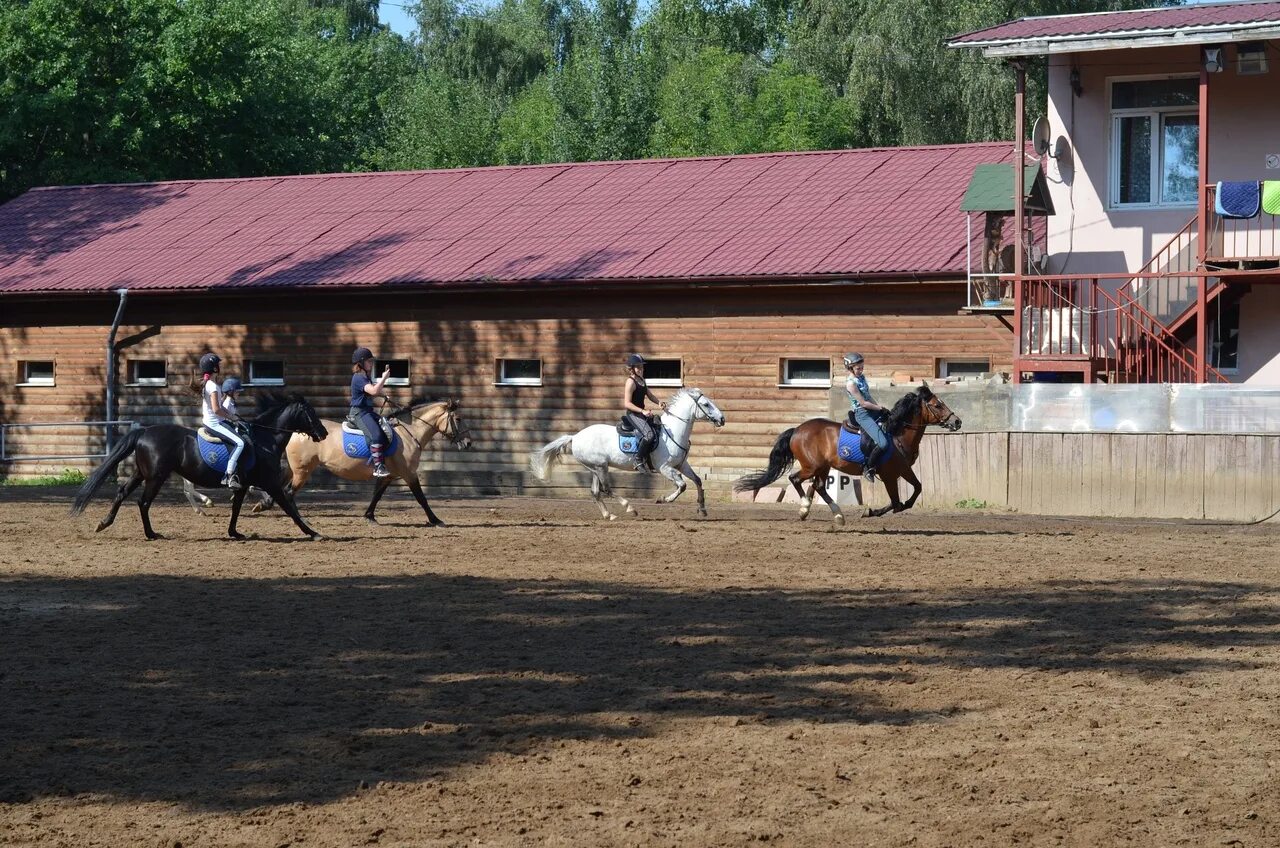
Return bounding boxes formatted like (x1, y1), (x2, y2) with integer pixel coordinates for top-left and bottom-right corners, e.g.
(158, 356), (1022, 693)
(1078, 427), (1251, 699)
(254, 390), (307, 419)
(403, 395), (457, 413)
(884, 389), (923, 436)
(665, 387), (699, 406)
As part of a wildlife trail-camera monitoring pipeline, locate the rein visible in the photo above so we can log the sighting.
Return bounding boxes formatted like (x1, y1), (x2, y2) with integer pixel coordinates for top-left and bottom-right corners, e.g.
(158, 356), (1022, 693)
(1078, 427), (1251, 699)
(387, 403), (469, 451)
(659, 396), (706, 455)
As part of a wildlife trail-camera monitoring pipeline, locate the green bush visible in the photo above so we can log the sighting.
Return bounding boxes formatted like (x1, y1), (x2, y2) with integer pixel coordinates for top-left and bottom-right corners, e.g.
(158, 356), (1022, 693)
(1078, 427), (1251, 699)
(955, 498), (989, 509)
(1, 468), (88, 487)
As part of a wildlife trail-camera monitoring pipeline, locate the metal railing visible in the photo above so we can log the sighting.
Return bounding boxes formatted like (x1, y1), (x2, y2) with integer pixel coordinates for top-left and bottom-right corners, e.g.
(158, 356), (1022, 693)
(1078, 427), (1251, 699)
(1205, 183), (1280, 262)
(0, 420), (137, 462)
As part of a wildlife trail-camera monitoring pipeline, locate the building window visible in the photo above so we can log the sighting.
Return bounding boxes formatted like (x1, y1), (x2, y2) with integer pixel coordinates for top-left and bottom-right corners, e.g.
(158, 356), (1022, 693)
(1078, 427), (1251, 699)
(497, 358), (542, 386)
(247, 359), (285, 386)
(383, 358), (410, 387)
(18, 360), (55, 386)
(642, 357), (683, 387)
(780, 358), (831, 387)
(937, 358), (990, 379)
(128, 359), (167, 386)
(1110, 77), (1198, 207)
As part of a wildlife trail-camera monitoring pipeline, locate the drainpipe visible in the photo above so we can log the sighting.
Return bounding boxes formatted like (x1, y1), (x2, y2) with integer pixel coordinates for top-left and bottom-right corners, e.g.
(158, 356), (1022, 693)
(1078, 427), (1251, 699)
(105, 288), (129, 450)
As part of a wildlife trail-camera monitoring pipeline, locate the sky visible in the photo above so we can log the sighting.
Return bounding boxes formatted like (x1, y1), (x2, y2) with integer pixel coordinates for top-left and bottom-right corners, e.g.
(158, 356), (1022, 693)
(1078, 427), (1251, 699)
(379, 1), (416, 38)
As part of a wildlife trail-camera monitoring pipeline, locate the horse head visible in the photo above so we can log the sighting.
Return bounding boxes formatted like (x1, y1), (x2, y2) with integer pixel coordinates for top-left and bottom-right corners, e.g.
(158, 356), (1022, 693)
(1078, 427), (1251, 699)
(437, 399), (472, 449)
(683, 388), (727, 428)
(917, 382), (961, 432)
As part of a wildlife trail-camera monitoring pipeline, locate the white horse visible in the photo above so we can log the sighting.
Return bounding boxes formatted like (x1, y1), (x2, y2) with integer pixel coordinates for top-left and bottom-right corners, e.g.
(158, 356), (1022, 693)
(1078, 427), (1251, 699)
(529, 388), (726, 519)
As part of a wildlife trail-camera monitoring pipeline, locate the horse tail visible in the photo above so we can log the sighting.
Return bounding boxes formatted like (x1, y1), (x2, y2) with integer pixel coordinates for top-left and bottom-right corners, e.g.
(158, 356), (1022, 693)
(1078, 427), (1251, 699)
(529, 435), (573, 481)
(70, 427), (143, 515)
(733, 427), (797, 492)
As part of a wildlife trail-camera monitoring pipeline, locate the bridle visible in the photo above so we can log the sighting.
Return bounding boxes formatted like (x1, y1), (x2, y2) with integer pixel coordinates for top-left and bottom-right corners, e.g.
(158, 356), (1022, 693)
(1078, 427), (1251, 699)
(388, 402), (470, 451)
(659, 392), (719, 455)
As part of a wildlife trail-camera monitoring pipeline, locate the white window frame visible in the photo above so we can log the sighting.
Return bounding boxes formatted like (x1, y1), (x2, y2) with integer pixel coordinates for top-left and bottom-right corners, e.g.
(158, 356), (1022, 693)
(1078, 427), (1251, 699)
(246, 359), (285, 386)
(18, 360), (55, 387)
(937, 358), (990, 380)
(778, 357), (832, 388)
(381, 358), (411, 387)
(641, 357), (683, 387)
(496, 358), (542, 387)
(1108, 74), (1199, 210)
(128, 359), (167, 387)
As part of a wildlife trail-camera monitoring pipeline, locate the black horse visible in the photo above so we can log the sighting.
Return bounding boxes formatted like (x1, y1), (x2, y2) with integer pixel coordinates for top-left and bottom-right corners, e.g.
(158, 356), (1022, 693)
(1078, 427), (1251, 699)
(71, 392), (329, 541)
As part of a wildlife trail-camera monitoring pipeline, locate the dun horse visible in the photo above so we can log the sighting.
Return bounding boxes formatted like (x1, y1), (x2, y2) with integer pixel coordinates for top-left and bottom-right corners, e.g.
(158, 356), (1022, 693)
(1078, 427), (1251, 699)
(71, 392), (329, 540)
(276, 398), (471, 526)
(734, 384), (961, 525)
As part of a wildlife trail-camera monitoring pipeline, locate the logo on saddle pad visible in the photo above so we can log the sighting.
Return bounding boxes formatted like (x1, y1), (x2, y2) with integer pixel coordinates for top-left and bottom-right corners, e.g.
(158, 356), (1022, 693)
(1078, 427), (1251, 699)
(341, 428), (401, 462)
(618, 434), (642, 455)
(837, 428), (893, 467)
(197, 431), (256, 474)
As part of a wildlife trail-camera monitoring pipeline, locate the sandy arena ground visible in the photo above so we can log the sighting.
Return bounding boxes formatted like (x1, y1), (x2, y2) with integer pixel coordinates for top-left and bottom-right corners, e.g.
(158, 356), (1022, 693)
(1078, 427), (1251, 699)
(2, 486), (1279, 847)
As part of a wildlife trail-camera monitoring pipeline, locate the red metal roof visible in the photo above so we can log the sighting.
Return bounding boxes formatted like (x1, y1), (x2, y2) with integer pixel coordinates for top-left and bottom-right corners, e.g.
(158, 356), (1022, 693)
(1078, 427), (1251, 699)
(951, 1), (1280, 48)
(0, 143), (1017, 296)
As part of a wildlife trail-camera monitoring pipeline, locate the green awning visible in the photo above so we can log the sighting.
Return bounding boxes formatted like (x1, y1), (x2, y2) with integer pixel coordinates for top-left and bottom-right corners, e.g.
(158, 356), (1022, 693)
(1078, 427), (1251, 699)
(960, 163), (1055, 215)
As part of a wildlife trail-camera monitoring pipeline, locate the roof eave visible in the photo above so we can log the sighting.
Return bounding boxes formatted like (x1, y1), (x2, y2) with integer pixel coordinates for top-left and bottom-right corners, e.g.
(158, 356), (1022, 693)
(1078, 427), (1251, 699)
(949, 23), (1280, 58)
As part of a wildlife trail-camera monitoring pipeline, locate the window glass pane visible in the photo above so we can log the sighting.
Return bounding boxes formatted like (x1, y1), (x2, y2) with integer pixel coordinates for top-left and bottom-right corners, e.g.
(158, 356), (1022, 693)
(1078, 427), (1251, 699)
(249, 360), (284, 383)
(384, 359), (410, 385)
(1112, 78), (1197, 109)
(784, 359), (830, 383)
(1161, 114), (1199, 204)
(643, 358), (682, 383)
(940, 360), (989, 378)
(500, 359), (541, 382)
(1117, 115), (1152, 204)
(24, 361), (55, 383)
(132, 360), (166, 381)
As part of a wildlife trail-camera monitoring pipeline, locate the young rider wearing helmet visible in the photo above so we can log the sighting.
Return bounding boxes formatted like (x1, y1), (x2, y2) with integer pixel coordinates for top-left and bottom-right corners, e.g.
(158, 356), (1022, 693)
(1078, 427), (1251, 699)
(843, 352), (890, 481)
(198, 353), (246, 489)
(349, 347), (393, 478)
(622, 353), (666, 472)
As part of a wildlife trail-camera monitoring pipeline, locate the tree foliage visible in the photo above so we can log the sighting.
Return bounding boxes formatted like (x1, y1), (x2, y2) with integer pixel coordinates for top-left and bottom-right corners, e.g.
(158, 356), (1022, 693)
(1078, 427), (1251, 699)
(0, 0), (1172, 199)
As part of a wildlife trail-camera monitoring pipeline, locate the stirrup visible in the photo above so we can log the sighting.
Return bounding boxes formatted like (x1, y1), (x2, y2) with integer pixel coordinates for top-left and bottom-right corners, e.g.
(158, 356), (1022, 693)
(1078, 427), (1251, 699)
(224, 473), (243, 489)
(372, 463), (391, 478)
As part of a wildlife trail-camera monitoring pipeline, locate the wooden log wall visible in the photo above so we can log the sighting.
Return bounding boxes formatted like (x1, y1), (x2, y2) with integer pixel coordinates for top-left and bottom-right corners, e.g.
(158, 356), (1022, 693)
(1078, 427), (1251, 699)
(0, 282), (1013, 486)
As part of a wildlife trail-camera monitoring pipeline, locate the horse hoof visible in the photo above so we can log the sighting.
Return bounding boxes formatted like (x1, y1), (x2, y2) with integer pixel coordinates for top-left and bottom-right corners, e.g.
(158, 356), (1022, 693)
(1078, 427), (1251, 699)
(834, 514), (846, 527)
(310, 533), (326, 542)
(229, 532), (246, 541)
(95, 521), (110, 533)
(145, 534), (162, 542)
(430, 519), (447, 527)
(697, 508), (708, 518)
(365, 517), (379, 526)
(798, 510), (809, 521)
(608, 514), (619, 522)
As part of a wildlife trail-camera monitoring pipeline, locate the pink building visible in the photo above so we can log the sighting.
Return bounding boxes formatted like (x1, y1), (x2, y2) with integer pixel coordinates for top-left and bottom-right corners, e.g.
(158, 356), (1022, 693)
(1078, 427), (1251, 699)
(950, 1), (1280, 384)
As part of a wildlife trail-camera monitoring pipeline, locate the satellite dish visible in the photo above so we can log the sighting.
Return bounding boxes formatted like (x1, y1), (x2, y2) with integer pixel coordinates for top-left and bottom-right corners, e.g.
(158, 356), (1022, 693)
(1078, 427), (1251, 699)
(1032, 116), (1052, 157)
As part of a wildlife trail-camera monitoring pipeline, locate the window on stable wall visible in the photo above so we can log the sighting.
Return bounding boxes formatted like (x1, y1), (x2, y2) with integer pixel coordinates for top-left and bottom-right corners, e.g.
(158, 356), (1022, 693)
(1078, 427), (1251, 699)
(1110, 76), (1198, 208)
(128, 359), (167, 386)
(18, 360), (55, 386)
(247, 359), (285, 386)
(496, 358), (542, 386)
(937, 358), (991, 380)
(382, 359), (410, 387)
(642, 358), (683, 387)
(780, 358), (831, 387)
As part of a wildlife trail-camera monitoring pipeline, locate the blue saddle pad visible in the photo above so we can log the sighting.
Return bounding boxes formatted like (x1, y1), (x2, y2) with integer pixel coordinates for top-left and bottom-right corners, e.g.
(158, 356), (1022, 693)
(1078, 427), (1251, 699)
(197, 433), (256, 474)
(1216, 181), (1260, 219)
(618, 434), (641, 455)
(837, 428), (893, 467)
(342, 428), (401, 462)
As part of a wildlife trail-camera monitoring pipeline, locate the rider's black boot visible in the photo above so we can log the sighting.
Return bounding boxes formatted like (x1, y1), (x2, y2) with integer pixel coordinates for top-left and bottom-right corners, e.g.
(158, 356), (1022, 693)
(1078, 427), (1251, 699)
(863, 446), (885, 481)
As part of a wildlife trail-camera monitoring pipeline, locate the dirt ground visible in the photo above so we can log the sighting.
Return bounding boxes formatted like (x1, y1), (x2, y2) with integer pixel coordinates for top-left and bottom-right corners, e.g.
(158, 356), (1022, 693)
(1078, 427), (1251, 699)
(2, 486), (1279, 848)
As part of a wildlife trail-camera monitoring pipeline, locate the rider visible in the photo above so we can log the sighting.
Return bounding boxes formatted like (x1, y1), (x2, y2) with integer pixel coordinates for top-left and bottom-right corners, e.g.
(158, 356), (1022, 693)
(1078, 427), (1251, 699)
(221, 376), (245, 422)
(843, 352), (890, 482)
(198, 353), (246, 489)
(349, 347), (393, 478)
(622, 353), (666, 472)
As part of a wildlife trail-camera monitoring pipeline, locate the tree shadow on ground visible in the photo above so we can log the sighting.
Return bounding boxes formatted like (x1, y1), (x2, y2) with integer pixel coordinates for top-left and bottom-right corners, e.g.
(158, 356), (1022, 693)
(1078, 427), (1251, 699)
(2, 571), (1277, 810)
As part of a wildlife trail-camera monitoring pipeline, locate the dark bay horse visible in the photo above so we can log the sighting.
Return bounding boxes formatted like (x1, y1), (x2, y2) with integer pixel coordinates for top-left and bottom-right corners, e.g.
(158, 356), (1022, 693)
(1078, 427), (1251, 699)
(71, 392), (329, 541)
(733, 384), (961, 525)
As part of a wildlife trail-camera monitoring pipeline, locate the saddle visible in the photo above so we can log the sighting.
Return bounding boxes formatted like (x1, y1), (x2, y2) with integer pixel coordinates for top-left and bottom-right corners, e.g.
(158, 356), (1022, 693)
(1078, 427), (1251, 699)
(341, 421), (363, 435)
(617, 414), (654, 435)
(198, 427), (240, 445)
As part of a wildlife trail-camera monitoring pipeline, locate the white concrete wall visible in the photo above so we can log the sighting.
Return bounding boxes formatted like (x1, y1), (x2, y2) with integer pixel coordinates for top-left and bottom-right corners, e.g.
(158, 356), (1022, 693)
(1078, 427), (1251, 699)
(1241, 286), (1280, 385)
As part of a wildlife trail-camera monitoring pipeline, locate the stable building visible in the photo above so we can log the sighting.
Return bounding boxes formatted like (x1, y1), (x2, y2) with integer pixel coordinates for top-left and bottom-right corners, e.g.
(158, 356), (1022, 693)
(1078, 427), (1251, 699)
(0, 143), (1018, 489)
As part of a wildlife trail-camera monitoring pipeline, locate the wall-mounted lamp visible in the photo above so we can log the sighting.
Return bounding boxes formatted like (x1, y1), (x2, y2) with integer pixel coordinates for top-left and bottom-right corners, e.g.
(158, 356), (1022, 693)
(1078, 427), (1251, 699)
(1203, 46), (1225, 73)
(1069, 66), (1082, 97)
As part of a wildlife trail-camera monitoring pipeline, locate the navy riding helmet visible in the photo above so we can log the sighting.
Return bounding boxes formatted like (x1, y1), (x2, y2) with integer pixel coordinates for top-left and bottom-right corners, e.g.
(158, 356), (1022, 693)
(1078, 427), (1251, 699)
(352, 346), (375, 365)
(221, 377), (243, 394)
(199, 352), (222, 374)
(626, 353), (645, 368)
(842, 352), (864, 368)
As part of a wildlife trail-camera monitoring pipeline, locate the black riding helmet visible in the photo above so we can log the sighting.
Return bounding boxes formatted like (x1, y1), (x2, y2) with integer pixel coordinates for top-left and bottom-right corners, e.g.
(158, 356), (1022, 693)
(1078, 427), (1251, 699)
(199, 352), (222, 374)
(626, 353), (645, 368)
(352, 346), (375, 365)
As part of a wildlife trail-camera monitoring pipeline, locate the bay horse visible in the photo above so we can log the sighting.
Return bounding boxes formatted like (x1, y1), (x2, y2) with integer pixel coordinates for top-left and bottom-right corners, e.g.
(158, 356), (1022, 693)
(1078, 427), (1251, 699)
(70, 392), (329, 540)
(273, 398), (472, 526)
(733, 384), (961, 525)
(529, 388), (726, 520)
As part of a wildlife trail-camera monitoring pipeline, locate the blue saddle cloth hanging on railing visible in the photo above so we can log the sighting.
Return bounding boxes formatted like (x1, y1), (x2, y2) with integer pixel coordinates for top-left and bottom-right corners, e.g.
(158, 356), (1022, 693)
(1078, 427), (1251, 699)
(836, 428), (894, 467)
(197, 432), (256, 475)
(1215, 181), (1261, 219)
(341, 428), (401, 462)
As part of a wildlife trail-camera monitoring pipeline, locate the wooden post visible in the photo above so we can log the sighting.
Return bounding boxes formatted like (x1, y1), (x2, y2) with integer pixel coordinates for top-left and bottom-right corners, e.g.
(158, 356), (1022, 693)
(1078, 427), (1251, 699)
(1012, 60), (1026, 384)
(1196, 57), (1209, 383)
